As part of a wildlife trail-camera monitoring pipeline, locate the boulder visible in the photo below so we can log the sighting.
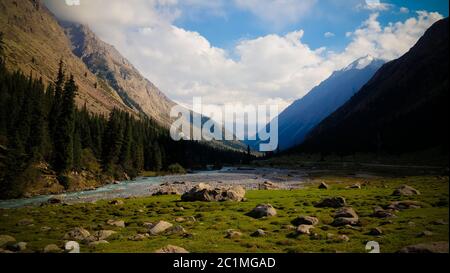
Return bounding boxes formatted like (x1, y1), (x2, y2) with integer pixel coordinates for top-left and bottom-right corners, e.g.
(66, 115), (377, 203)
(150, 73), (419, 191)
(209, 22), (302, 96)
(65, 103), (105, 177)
(392, 185), (421, 196)
(92, 230), (116, 241)
(318, 182), (329, 189)
(315, 197), (347, 208)
(369, 228), (383, 236)
(17, 218), (34, 226)
(225, 229), (243, 239)
(418, 231), (433, 237)
(387, 201), (423, 211)
(44, 244), (61, 253)
(149, 221), (173, 235)
(166, 225), (186, 235)
(155, 245), (189, 253)
(88, 240), (109, 247)
(247, 204), (277, 219)
(8, 242), (27, 252)
(259, 181), (279, 190)
(107, 219), (126, 228)
(251, 229), (266, 237)
(347, 183), (362, 189)
(332, 207), (359, 227)
(63, 227), (91, 241)
(336, 235), (350, 242)
(153, 186), (180, 196)
(292, 216), (319, 226)
(297, 225), (314, 235)
(398, 242), (449, 253)
(181, 183), (245, 202)
(372, 207), (396, 218)
(47, 195), (64, 204)
(109, 199), (124, 205)
(0, 235), (16, 248)
(129, 234), (148, 241)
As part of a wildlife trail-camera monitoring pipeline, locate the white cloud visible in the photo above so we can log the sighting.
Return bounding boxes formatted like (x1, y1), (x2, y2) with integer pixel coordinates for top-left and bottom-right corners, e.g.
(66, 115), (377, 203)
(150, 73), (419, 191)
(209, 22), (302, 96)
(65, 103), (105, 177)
(44, 0), (443, 115)
(324, 32), (335, 38)
(357, 0), (392, 11)
(400, 7), (410, 14)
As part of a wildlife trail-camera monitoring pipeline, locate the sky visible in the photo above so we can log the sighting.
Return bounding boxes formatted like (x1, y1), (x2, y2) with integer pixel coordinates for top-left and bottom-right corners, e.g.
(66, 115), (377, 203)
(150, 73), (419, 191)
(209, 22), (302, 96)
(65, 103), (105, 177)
(45, 0), (448, 113)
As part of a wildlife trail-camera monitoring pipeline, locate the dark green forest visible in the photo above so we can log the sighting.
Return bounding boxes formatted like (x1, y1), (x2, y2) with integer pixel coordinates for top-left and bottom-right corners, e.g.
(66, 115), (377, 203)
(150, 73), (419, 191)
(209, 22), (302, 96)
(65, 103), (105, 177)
(0, 35), (248, 199)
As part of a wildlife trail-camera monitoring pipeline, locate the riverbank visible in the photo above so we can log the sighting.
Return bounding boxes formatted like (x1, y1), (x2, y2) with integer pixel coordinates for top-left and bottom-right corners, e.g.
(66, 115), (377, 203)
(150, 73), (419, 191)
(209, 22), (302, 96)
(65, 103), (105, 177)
(0, 174), (448, 253)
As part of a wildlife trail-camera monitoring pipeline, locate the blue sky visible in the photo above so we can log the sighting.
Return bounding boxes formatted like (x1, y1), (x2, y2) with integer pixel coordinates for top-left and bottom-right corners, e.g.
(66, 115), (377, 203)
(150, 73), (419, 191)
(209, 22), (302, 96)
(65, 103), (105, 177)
(175, 0), (449, 52)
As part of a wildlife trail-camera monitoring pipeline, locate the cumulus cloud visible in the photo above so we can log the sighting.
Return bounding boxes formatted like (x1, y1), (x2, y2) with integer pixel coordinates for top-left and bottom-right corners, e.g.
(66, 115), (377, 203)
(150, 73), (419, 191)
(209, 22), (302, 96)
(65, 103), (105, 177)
(44, 0), (443, 115)
(324, 32), (335, 38)
(400, 7), (410, 14)
(356, 0), (392, 11)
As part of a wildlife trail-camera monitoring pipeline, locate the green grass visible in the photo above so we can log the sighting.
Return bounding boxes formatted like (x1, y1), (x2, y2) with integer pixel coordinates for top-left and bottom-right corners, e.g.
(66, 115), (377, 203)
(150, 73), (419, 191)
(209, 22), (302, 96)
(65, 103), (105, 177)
(0, 175), (448, 253)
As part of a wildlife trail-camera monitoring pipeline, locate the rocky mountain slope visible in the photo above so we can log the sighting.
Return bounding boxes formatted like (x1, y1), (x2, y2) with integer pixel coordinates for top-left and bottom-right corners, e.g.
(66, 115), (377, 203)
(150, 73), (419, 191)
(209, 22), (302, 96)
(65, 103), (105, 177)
(0, 0), (133, 116)
(298, 18), (449, 156)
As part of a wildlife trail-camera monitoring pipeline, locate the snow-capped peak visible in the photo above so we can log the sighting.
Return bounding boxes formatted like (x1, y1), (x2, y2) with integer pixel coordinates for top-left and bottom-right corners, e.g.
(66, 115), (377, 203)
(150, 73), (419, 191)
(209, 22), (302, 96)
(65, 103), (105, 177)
(343, 55), (376, 71)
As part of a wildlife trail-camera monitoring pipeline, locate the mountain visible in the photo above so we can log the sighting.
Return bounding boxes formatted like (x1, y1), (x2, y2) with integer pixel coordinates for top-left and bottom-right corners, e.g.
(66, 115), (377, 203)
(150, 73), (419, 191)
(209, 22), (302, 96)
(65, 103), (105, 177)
(61, 22), (176, 127)
(297, 17), (449, 156)
(250, 56), (384, 151)
(0, 0), (132, 116)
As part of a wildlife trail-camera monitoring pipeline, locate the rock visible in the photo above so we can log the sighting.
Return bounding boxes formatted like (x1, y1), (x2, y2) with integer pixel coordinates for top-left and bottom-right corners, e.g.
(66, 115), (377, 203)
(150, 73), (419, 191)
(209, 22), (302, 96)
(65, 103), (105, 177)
(175, 217), (185, 223)
(318, 182), (329, 189)
(63, 227), (91, 241)
(315, 197), (346, 208)
(431, 219), (448, 225)
(336, 235), (350, 242)
(392, 185), (421, 196)
(47, 195), (64, 204)
(89, 240), (109, 246)
(418, 230), (433, 237)
(369, 228), (383, 236)
(225, 229), (243, 239)
(259, 181), (279, 190)
(41, 226), (52, 232)
(142, 222), (154, 229)
(247, 204), (277, 219)
(297, 225), (314, 235)
(251, 229), (266, 237)
(17, 218), (34, 226)
(291, 216), (319, 226)
(347, 183), (362, 189)
(372, 207), (396, 218)
(387, 200), (423, 210)
(44, 244), (61, 253)
(92, 230), (116, 241)
(107, 219), (125, 228)
(332, 207), (359, 227)
(149, 221), (173, 235)
(153, 186), (180, 196)
(128, 234), (147, 241)
(166, 225), (186, 235)
(0, 235), (16, 248)
(155, 245), (189, 253)
(7, 242), (27, 252)
(398, 242), (449, 253)
(181, 183), (245, 202)
(109, 199), (124, 205)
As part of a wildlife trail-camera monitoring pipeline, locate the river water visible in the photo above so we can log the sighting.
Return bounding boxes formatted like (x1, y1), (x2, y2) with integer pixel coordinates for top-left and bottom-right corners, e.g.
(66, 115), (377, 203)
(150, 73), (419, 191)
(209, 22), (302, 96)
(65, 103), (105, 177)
(0, 167), (307, 209)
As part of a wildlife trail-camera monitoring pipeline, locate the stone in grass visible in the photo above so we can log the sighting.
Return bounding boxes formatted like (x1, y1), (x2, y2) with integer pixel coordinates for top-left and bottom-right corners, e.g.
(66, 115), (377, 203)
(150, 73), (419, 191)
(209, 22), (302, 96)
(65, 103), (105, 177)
(372, 207), (396, 218)
(331, 207), (359, 227)
(315, 197), (346, 208)
(17, 218), (34, 226)
(291, 216), (319, 226)
(92, 230), (117, 241)
(318, 182), (329, 190)
(0, 235), (16, 248)
(155, 245), (189, 253)
(431, 219), (448, 225)
(149, 221), (173, 235)
(63, 227), (91, 241)
(89, 240), (109, 247)
(251, 229), (266, 237)
(398, 242), (449, 253)
(225, 229), (243, 239)
(368, 228), (383, 236)
(387, 201), (423, 211)
(259, 181), (280, 190)
(107, 219), (126, 228)
(392, 185), (421, 196)
(297, 225), (314, 235)
(347, 183), (362, 189)
(44, 244), (62, 253)
(109, 199), (124, 206)
(246, 204), (277, 219)
(7, 242), (27, 252)
(418, 231), (434, 237)
(153, 186), (180, 196)
(128, 234), (148, 241)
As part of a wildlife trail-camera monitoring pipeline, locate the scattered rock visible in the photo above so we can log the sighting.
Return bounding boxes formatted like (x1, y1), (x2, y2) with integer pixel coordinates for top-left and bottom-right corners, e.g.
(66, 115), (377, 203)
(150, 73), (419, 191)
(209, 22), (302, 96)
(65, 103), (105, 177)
(175, 217), (186, 223)
(387, 201), (423, 210)
(11, 242), (27, 252)
(63, 227), (91, 241)
(318, 182), (329, 189)
(372, 207), (396, 218)
(336, 235), (350, 242)
(109, 199), (124, 206)
(251, 229), (266, 237)
(259, 181), (279, 190)
(225, 229), (243, 239)
(47, 195), (64, 204)
(332, 207), (359, 226)
(291, 216), (319, 226)
(107, 219), (126, 228)
(418, 230), (433, 237)
(181, 183), (246, 202)
(246, 204), (277, 219)
(17, 218), (34, 226)
(0, 235), (16, 248)
(89, 240), (109, 247)
(41, 226), (52, 232)
(398, 242), (449, 253)
(44, 244), (61, 253)
(368, 228), (383, 236)
(149, 221), (173, 235)
(315, 197), (346, 208)
(392, 185), (421, 196)
(155, 245), (189, 253)
(142, 222), (154, 229)
(347, 183), (362, 189)
(297, 225), (314, 235)
(129, 234), (148, 241)
(431, 219), (448, 225)
(153, 186), (180, 196)
(92, 230), (116, 241)
(166, 225), (186, 235)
